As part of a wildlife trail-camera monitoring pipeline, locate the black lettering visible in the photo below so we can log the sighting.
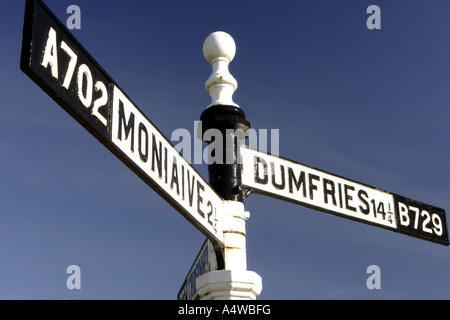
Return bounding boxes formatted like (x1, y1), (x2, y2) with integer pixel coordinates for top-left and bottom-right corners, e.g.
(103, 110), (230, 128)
(206, 201), (213, 226)
(308, 174), (320, 200)
(254, 156), (268, 184)
(358, 189), (370, 215)
(323, 179), (337, 206)
(118, 101), (135, 151)
(271, 162), (285, 190)
(344, 184), (357, 212)
(151, 134), (162, 178)
(170, 157), (179, 195)
(138, 122), (148, 162)
(288, 167), (306, 197)
(338, 183), (343, 208)
(164, 147), (168, 184)
(181, 165), (185, 200)
(187, 170), (195, 207)
(197, 181), (205, 218)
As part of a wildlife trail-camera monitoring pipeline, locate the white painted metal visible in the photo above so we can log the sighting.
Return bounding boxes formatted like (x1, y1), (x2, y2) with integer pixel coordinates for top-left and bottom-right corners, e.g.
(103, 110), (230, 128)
(203, 31), (239, 108)
(110, 84), (224, 245)
(196, 270), (262, 300)
(241, 146), (397, 230)
(196, 201), (262, 300)
(221, 201), (248, 271)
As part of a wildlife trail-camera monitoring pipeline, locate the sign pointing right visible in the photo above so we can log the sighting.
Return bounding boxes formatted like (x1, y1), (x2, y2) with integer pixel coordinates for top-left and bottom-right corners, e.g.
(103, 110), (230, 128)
(240, 146), (449, 246)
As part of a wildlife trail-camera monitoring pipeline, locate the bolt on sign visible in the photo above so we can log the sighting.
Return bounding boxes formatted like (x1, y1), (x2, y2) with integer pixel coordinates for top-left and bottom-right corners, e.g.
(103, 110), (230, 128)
(20, 0), (225, 247)
(240, 146), (449, 246)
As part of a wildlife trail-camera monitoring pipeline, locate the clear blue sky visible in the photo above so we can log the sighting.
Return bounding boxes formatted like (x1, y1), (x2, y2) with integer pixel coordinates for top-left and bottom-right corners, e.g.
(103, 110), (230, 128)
(1, 0), (449, 299)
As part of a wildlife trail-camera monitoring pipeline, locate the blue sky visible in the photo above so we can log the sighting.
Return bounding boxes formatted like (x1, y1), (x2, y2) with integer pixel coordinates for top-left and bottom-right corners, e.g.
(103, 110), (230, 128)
(1, 0), (449, 299)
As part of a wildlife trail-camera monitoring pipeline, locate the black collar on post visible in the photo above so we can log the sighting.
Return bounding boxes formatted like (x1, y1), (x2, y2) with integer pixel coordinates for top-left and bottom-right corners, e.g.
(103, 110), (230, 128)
(200, 104), (250, 203)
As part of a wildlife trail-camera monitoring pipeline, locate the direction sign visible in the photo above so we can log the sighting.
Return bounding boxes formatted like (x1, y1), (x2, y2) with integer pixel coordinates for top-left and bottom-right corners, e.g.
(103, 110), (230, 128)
(177, 239), (217, 300)
(20, 0), (224, 247)
(240, 146), (449, 246)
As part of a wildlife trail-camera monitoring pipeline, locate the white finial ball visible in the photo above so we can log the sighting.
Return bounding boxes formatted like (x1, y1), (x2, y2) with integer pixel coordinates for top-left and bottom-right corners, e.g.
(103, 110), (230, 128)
(203, 31), (236, 64)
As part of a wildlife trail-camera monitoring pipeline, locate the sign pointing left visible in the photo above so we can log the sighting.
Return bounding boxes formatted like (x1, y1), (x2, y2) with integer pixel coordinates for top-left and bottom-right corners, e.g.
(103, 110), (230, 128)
(20, 0), (224, 247)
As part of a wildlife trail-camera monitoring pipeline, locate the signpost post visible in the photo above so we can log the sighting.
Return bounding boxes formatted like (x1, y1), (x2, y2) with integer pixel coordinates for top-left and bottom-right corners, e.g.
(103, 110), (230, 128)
(193, 31), (262, 300)
(21, 0), (448, 301)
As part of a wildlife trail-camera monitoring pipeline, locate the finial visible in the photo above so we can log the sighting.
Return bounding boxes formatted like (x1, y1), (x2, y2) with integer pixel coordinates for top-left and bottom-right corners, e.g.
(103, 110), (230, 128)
(203, 31), (238, 108)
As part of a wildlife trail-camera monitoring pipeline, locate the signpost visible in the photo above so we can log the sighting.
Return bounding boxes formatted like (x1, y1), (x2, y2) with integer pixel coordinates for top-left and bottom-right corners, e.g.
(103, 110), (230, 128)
(21, 0), (449, 300)
(241, 146), (449, 246)
(20, 0), (224, 248)
(177, 239), (217, 300)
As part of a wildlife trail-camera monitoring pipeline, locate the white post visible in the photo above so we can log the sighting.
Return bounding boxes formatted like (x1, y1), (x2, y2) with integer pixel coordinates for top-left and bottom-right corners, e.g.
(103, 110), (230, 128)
(196, 201), (262, 300)
(196, 32), (262, 300)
